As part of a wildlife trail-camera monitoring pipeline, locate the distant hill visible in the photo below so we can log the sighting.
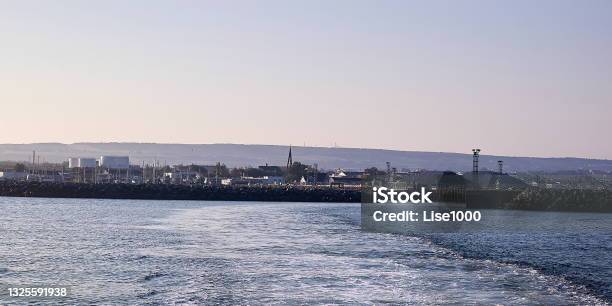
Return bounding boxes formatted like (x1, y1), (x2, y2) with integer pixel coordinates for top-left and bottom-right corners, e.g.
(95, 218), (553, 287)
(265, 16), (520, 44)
(1, 143), (611, 172)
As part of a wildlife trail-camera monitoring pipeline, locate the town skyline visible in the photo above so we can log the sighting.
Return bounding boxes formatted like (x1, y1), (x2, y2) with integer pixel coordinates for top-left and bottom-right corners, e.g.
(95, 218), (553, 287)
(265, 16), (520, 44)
(1, 143), (612, 173)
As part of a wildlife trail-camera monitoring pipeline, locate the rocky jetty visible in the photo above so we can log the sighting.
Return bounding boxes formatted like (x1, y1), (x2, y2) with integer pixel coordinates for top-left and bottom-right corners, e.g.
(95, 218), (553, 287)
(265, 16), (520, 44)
(0, 181), (361, 203)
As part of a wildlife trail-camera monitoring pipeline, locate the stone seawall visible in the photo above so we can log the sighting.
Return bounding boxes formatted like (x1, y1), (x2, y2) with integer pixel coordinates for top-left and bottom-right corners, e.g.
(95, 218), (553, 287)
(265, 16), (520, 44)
(0, 181), (361, 203)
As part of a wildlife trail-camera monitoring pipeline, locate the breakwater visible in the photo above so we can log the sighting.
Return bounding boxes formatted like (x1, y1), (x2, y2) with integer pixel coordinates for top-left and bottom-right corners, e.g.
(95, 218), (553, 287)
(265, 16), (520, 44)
(510, 188), (612, 213)
(1, 181), (610, 212)
(0, 181), (361, 203)
(465, 188), (612, 213)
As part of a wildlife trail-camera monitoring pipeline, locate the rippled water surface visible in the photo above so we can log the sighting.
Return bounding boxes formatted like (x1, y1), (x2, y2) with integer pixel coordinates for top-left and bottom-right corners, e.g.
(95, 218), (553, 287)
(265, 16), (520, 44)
(0, 197), (610, 304)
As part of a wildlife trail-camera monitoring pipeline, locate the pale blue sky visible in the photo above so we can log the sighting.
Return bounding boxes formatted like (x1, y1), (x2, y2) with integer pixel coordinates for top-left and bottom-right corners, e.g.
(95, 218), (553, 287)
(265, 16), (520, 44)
(1, 0), (611, 158)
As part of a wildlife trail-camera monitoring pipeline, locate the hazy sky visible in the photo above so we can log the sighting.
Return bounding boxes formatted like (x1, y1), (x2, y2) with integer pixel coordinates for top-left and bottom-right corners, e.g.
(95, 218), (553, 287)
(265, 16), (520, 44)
(1, 0), (611, 158)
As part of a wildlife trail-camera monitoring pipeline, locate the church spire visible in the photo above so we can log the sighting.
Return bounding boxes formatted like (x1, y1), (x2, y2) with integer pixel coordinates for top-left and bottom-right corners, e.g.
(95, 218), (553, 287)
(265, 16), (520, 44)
(287, 145), (293, 169)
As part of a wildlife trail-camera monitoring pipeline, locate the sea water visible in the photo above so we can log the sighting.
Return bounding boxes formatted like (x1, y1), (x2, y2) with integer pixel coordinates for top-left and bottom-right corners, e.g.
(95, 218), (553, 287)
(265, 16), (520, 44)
(0, 197), (609, 304)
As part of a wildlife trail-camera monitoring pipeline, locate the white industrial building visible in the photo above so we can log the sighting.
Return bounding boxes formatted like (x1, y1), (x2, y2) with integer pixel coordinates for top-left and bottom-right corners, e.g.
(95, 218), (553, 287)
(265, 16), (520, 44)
(99, 156), (130, 169)
(68, 158), (78, 168)
(68, 157), (97, 168)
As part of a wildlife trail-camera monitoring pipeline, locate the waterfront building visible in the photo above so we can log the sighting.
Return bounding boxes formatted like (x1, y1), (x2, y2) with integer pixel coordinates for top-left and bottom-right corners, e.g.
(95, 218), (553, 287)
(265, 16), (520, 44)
(329, 176), (362, 188)
(329, 169), (364, 188)
(99, 156), (129, 169)
(68, 158), (79, 169)
(68, 157), (97, 168)
(332, 169), (365, 178)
